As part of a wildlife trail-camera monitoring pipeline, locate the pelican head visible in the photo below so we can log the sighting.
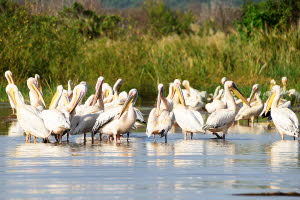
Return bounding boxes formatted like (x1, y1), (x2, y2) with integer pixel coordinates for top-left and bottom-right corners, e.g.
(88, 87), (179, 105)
(119, 88), (138, 118)
(6, 84), (19, 107)
(221, 77), (228, 84)
(249, 84), (260, 103)
(174, 79), (181, 87)
(171, 83), (186, 107)
(67, 80), (73, 97)
(102, 83), (111, 98)
(27, 77), (46, 107)
(92, 76), (104, 105)
(182, 80), (191, 93)
(265, 85), (281, 114)
(113, 79), (123, 100)
(67, 82), (87, 113)
(225, 81), (250, 107)
(49, 85), (64, 109)
(5, 71), (14, 84)
(35, 74), (43, 94)
(270, 79), (276, 90)
(156, 84), (164, 115)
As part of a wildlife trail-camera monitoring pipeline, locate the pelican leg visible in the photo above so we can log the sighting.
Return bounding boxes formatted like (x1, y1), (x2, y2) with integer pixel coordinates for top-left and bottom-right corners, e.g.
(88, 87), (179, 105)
(54, 134), (59, 143)
(184, 131), (187, 140)
(127, 132), (129, 142)
(34, 137), (37, 143)
(99, 133), (102, 142)
(25, 134), (29, 143)
(154, 134), (156, 142)
(281, 134), (284, 140)
(250, 116), (255, 127)
(83, 133), (86, 144)
(212, 132), (223, 139)
(294, 136), (296, 140)
(67, 132), (69, 143)
(190, 132), (193, 140)
(91, 132), (94, 144)
(59, 134), (62, 144)
(165, 134), (167, 143)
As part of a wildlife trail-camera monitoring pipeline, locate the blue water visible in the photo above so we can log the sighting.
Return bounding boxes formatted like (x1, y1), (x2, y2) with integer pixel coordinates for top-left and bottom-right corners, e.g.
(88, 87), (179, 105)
(0, 104), (299, 199)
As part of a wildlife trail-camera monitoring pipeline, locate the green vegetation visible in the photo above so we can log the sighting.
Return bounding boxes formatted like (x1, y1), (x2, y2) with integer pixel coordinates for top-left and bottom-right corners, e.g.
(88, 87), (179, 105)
(0, 0), (300, 104)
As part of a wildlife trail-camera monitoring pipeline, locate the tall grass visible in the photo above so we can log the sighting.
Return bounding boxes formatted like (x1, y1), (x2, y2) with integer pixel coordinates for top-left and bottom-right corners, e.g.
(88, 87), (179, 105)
(0, 0), (299, 103)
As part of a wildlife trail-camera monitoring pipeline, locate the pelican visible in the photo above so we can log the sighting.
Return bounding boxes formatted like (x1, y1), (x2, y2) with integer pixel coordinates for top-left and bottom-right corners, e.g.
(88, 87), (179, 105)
(265, 85), (299, 140)
(69, 77), (105, 143)
(92, 89), (140, 144)
(203, 81), (250, 139)
(83, 77), (104, 112)
(6, 84), (50, 142)
(4, 70), (24, 114)
(39, 85), (73, 143)
(146, 84), (175, 143)
(205, 89), (226, 113)
(172, 83), (204, 140)
(27, 77), (45, 111)
(182, 80), (205, 111)
(235, 84), (264, 126)
(264, 79), (276, 99)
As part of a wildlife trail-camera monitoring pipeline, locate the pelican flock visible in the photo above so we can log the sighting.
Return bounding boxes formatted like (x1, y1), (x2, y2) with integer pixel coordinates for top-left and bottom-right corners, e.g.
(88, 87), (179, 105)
(3, 70), (300, 144)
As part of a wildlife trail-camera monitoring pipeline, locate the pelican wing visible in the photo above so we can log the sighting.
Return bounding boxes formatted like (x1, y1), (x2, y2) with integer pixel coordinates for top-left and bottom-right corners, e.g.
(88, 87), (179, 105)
(203, 109), (235, 130)
(272, 108), (299, 137)
(40, 109), (70, 133)
(191, 110), (204, 127)
(134, 108), (145, 123)
(70, 113), (99, 135)
(174, 107), (203, 132)
(146, 108), (157, 137)
(92, 110), (117, 134)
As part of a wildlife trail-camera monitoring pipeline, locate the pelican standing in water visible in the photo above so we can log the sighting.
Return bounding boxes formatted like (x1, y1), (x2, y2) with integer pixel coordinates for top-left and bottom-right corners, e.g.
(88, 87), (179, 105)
(203, 81), (250, 139)
(92, 89), (140, 144)
(265, 85), (299, 140)
(172, 83), (204, 140)
(4, 71), (24, 114)
(6, 84), (50, 142)
(69, 77), (105, 143)
(146, 84), (175, 143)
(235, 84), (264, 126)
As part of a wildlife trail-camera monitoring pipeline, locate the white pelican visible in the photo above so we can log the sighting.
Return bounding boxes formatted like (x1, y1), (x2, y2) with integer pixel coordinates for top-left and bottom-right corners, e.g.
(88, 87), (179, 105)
(83, 77), (104, 112)
(235, 84), (264, 126)
(172, 83), (204, 140)
(265, 85), (299, 140)
(205, 89), (225, 113)
(92, 89), (143, 144)
(69, 77), (105, 143)
(146, 84), (175, 143)
(27, 77), (45, 111)
(264, 79), (276, 99)
(181, 80), (205, 111)
(39, 85), (73, 143)
(203, 81), (250, 139)
(6, 84), (50, 142)
(4, 70), (24, 114)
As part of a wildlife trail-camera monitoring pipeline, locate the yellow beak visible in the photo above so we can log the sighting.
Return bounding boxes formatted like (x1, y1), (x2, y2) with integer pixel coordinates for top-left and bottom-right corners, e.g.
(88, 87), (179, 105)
(49, 90), (60, 109)
(231, 86), (250, 107)
(175, 85), (186, 107)
(265, 92), (276, 115)
(32, 83), (46, 108)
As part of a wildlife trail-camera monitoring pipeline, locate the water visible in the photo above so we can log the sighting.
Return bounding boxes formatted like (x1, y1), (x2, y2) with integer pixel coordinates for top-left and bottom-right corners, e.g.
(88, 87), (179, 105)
(0, 103), (300, 199)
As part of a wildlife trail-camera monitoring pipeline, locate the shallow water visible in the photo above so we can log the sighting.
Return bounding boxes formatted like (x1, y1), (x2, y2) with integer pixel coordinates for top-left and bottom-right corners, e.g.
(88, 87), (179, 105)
(0, 103), (300, 199)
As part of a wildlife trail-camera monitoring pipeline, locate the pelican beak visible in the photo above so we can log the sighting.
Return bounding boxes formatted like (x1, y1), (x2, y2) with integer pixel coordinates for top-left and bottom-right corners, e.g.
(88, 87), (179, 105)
(174, 85), (186, 107)
(7, 73), (14, 84)
(8, 88), (17, 107)
(249, 87), (258, 104)
(68, 88), (85, 113)
(231, 84), (250, 107)
(156, 89), (162, 116)
(49, 89), (62, 109)
(92, 77), (104, 106)
(119, 89), (136, 119)
(265, 92), (276, 115)
(32, 81), (46, 107)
